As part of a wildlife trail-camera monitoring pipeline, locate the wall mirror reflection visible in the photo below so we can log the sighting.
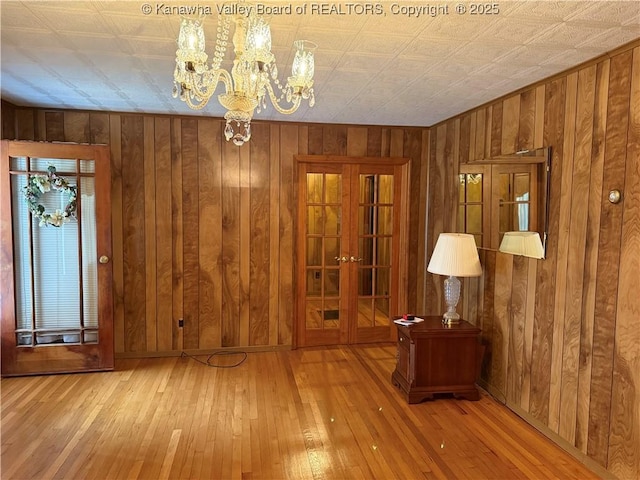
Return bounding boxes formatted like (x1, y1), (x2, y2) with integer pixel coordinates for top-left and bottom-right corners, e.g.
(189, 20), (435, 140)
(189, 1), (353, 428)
(458, 147), (550, 259)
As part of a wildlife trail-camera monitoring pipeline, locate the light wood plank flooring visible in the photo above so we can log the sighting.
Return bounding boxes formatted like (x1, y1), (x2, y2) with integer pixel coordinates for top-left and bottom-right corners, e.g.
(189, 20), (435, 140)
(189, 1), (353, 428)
(1, 345), (600, 479)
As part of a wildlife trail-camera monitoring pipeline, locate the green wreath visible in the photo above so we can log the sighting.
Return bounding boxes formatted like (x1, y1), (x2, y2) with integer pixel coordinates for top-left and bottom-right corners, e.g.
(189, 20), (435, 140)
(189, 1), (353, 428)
(23, 165), (77, 227)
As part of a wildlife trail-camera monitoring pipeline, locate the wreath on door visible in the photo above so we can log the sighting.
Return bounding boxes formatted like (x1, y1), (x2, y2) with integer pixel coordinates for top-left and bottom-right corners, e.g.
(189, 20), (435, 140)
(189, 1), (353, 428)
(23, 165), (77, 227)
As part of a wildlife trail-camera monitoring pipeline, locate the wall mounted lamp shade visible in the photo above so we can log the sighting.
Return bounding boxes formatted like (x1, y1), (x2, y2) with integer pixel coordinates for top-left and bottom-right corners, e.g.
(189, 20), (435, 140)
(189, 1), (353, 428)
(499, 231), (544, 259)
(427, 233), (482, 324)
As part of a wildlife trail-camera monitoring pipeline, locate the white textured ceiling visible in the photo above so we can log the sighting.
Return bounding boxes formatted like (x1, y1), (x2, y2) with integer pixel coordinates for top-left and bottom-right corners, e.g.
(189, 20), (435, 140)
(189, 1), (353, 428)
(1, 1), (639, 127)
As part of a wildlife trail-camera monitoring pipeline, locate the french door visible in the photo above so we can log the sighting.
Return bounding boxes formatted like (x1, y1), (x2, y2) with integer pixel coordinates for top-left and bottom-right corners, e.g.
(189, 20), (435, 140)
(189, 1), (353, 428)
(1, 141), (113, 376)
(296, 159), (407, 347)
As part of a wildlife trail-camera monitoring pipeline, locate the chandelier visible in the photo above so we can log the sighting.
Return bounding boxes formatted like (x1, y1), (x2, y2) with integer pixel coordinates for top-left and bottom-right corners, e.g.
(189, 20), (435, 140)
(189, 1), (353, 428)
(172, 8), (316, 146)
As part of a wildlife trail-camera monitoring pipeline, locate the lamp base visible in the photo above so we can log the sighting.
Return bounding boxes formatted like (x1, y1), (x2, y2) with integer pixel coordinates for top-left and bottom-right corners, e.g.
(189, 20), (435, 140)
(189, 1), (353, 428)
(442, 311), (461, 325)
(442, 275), (461, 325)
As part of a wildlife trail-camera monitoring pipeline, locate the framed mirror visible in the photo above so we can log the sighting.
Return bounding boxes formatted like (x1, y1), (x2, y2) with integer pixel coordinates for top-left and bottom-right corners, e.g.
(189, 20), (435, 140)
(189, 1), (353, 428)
(458, 147), (550, 259)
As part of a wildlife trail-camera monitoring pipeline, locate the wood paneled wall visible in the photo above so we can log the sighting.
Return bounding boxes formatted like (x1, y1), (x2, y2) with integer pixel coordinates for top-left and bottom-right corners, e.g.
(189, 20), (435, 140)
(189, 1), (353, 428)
(0, 104), (430, 354)
(425, 42), (640, 479)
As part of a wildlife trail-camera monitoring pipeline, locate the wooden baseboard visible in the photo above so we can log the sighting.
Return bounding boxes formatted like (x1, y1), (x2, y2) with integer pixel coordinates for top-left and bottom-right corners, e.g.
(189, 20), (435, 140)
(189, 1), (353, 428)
(115, 344), (292, 359)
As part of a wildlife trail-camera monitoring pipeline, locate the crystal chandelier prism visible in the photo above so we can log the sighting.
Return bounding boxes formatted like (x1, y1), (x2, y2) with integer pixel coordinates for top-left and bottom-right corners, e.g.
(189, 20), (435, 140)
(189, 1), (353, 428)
(172, 9), (316, 146)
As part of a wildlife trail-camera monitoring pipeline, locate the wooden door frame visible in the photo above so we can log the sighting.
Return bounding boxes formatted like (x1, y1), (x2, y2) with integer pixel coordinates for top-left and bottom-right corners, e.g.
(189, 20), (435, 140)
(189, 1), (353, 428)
(293, 155), (411, 348)
(1, 140), (113, 376)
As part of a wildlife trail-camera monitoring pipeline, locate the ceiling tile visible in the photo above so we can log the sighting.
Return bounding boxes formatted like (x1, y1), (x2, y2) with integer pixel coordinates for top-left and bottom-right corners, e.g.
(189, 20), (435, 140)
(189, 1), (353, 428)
(0, 1), (637, 129)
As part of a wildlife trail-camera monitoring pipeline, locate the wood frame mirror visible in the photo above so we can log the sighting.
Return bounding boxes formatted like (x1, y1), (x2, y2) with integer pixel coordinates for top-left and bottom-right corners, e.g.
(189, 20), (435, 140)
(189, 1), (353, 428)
(458, 147), (551, 259)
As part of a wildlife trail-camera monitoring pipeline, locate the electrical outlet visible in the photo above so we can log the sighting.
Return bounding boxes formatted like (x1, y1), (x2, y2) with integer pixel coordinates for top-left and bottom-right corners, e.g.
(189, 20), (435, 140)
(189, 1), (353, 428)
(178, 319), (184, 327)
(314, 271), (321, 280)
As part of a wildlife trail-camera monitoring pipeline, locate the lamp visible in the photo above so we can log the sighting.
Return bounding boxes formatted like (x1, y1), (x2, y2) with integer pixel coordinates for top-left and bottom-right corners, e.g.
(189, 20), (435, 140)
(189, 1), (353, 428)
(499, 231), (544, 259)
(427, 233), (482, 324)
(172, 7), (316, 146)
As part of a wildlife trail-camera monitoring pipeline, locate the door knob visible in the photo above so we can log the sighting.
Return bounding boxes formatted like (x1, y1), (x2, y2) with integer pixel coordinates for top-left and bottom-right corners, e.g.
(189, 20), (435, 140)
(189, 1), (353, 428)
(334, 256), (349, 263)
(350, 256), (363, 262)
(99, 255), (110, 264)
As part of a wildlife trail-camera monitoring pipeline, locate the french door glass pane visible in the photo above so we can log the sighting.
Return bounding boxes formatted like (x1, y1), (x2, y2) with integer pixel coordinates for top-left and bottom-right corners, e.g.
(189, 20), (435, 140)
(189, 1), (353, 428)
(324, 174), (341, 203)
(357, 173), (393, 330)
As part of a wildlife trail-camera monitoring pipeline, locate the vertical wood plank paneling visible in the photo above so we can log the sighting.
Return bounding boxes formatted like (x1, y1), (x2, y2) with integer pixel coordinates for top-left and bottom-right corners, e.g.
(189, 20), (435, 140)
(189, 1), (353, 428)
(221, 139), (240, 347)
(121, 115), (146, 352)
(381, 128), (391, 157)
(417, 130), (430, 313)
(278, 124), (297, 345)
(560, 65), (596, 445)
(109, 114), (125, 353)
(171, 119), (184, 351)
(491, 102), (503, 157)
(576, 59), (609, 453)
(520, 258), (537, 411)
(89, 113), (109, 145)
(608, 46), (640, 480)
(1, 100), (17, 139)
(443, 122), (456, 233)
(198, 119), (222, 349)
(507, 255), (528, 407)
(322, 125), (347, 156)
(268, 125), (281, 346)
(549, 71), (578, 434)
(181, 119), (199, 350)
(492, 252), (512, 399)
(501, 95), (520, 155)
(239, 141), (251, 346)
(428, 125), (447, 313)
(308, 125), (323, 155)
(474, 108), (486, 161)
(405, 129), (424, 312)
(45, 111), (65, 141)
(518, 89), (536, 152)
(530, 77), (566, 423)
(588, 51), (632, 466)
(534, 85), (546, 149)
(367, 126), (382, 157)
(459, 114), (471, 165)
(63, 111), (90, 144)
(484, 106), (493, 159)
(389, 129), (404, 157)
(480, 250), (496, 381)
(143, 117), (157, 352)
(35, 111), (46, 141)
(155, 118), (173, 352)
(346, 127), (367, 156)
(468, 111), (477, 161)
(424, 131), (439, 314)
(298, 125), (308, 154)
(15, 109), (35, 140)
(249, 123), (270, 346)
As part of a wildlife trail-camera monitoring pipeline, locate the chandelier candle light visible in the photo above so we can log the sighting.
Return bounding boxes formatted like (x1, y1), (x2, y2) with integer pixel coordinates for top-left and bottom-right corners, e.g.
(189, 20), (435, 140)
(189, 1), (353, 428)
(172, 6), (316, 146)
(427, 233), (482, 324)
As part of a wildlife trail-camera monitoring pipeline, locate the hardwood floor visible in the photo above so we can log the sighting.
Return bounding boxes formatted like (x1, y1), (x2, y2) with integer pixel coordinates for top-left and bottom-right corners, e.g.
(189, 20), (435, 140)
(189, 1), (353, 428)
(1, 345), (600, 480)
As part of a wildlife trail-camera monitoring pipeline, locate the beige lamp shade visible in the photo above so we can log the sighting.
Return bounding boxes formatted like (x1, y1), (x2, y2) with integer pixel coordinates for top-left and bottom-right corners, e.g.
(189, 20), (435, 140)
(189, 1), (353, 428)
(499, 231), (544, 259)
(427, 233), (482, 277)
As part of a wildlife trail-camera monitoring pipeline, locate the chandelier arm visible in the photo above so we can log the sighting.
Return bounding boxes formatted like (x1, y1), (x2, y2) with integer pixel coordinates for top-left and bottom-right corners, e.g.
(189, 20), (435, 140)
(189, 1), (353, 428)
(218, 69), (233, 93)
(264, 82), (303, 115)
(181, 68), (235, 110)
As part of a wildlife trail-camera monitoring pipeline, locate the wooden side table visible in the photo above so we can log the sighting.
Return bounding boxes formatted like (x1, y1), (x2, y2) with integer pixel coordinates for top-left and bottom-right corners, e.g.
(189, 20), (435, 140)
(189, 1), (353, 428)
(391, 316), (483, 404)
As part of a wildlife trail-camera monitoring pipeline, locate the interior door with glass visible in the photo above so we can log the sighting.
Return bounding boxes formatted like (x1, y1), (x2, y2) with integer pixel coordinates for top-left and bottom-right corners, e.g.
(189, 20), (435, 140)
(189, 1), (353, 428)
(296, 161), (402, 347)
(349, 164), (401, 344)
(297, 164), (350, 347)
(1, 141), (113, 376)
